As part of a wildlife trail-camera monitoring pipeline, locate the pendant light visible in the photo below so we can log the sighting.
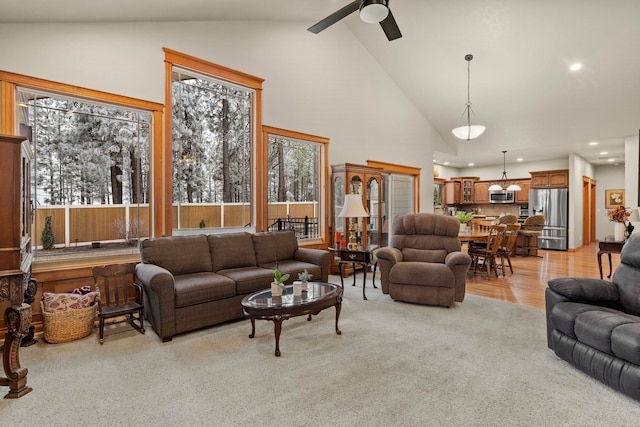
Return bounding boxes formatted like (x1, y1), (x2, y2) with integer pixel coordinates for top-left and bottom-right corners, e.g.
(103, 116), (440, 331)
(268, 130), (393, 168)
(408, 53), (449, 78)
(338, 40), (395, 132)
(489, 151), (521, 191)
(452, 54), (486, 140)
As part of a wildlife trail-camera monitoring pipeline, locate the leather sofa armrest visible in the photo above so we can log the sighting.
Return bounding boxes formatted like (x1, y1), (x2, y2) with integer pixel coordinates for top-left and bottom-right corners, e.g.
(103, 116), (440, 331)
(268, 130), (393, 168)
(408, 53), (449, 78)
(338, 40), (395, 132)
(445, 251), (472, 302)
(135, 263), (176, 342)
(376, 248), (403, 295)
(547, 277), (619, 303)
(294, 247), (331, 282)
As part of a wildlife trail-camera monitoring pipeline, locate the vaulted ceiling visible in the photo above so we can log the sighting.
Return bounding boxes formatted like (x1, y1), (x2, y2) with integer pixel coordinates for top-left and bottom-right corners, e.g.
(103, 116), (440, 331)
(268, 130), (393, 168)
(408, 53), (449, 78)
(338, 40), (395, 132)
(3, 0), (639, 168)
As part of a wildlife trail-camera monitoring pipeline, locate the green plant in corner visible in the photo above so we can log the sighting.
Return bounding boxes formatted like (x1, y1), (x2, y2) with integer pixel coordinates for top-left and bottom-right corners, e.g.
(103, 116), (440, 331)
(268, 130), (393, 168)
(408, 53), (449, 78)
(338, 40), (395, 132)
(455, 211), (474, 224)
(273, 269), (290, 290)
(41, 215), (55, 250)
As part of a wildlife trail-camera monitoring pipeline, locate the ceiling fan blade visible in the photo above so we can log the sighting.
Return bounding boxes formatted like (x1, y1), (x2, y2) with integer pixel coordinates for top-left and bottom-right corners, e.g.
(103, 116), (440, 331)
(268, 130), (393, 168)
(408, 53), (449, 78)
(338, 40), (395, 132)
(379, 10), (402, 41)
(307, 0), (360, 34)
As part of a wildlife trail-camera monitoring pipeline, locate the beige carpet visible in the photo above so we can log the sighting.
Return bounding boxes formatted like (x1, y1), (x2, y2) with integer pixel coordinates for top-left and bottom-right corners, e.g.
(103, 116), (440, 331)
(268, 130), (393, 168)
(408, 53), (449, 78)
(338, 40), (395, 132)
(2, 275), (639, 426)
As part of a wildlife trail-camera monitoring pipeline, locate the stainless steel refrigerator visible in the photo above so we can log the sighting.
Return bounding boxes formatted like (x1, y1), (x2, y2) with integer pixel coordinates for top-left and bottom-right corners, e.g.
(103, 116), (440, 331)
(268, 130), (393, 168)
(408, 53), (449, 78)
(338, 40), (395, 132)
(529, 188), (569, 251)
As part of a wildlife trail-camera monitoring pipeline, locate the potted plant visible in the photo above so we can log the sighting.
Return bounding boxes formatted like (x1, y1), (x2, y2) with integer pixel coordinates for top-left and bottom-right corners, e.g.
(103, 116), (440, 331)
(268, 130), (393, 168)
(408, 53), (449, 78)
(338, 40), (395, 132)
(271, 268), (290, 297)
(297, 269), (313, 292)
(455, 211), (474, 232)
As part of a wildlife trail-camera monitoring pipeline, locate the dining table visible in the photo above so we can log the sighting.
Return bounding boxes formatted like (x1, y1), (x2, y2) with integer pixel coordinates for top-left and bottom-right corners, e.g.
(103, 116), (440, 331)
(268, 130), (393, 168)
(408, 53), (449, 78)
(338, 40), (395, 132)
(458, 231), (489, 243)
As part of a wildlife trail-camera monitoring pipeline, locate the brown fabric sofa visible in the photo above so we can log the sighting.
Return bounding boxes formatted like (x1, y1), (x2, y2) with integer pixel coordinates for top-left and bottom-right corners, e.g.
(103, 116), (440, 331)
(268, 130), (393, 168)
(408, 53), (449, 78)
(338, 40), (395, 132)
(135, 230), (330, 342)
(376, 213), (471, 307)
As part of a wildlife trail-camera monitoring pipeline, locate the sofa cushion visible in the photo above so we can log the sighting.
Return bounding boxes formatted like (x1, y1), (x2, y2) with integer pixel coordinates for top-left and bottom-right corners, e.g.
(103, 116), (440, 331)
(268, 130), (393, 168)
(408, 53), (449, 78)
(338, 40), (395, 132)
(140, 235), (212, 275)
(574, 310), (636, 355)
(253, 231), (298, 266)
(402, 248), (446, 264)
(612, 322), (640, 365)
(550, 302), (617, 339)
(390, 262), (454, 288)
(208, 232), (257, 272)
(173, 272), (235, 308)
(217, 267), (274, 294)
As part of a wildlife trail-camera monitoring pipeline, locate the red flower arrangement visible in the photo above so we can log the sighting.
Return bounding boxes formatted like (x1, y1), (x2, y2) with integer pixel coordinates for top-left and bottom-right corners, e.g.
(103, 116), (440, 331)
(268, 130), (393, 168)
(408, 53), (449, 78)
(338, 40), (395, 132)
(608, 205), (631, 223)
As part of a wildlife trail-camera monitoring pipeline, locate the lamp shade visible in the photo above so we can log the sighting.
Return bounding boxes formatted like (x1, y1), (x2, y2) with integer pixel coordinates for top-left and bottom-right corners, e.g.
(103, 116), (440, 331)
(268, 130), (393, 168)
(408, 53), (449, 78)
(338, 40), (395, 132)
(506, 183), (522, 191)
(359, 0), (389, 23)
(338, 194), (370, 218)
(488, 183), (503, 192)
(451, 124), (485, 140)
(629, 208), (640, 222)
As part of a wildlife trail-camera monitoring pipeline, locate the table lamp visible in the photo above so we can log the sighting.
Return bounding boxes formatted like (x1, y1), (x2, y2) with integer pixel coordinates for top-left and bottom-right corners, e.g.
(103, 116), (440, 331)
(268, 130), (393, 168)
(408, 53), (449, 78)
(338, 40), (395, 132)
(338, 194), (370, 250)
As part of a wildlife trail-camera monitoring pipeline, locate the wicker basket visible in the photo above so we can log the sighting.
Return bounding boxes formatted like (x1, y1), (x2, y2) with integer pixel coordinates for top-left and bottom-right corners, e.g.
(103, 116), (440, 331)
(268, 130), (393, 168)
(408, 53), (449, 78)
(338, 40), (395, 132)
(40, 301), (96, 344)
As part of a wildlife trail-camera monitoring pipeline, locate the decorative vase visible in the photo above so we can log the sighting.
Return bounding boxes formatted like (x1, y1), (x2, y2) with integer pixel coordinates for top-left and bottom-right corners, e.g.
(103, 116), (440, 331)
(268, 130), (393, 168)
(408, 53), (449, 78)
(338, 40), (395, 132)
(460, 223), (467, 233)
(301, 280), (308, 292)
(271, 282), (283, 297)
(614, 222), (626, 241)
(293, 281), (303, 296)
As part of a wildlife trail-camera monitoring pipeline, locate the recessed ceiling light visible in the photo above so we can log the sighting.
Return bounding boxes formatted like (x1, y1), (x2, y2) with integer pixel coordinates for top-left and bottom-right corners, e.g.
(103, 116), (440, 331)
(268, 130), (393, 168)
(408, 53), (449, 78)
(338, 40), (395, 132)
(608, 158), (615, 162)
(600, 151), (608, 155)
(589, 141), (598, 146)
(444, 162), (449, 165)
(432, 159), (437, 163)
(468, 163), (474, 166)
(516, 158), (523, 162)
(570, 63), (582, 71)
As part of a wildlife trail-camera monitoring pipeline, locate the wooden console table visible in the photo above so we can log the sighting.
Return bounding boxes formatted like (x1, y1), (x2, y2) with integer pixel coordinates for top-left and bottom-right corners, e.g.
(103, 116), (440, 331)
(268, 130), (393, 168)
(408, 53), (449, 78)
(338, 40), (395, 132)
(598, 239), (624, 280)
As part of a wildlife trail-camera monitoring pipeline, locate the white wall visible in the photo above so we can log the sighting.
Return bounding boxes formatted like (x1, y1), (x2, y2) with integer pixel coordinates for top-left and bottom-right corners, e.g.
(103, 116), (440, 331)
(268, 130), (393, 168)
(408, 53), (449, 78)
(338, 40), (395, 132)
(595, 164), (626, 240)
(569, 154), (595, 248)
(0, 20), (446, 213)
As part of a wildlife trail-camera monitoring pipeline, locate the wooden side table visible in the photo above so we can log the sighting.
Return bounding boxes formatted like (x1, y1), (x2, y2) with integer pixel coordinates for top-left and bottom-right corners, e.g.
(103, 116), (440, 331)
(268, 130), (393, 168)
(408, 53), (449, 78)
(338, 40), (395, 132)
(330, 246), (377, 300)
(598, 239), (624, 279)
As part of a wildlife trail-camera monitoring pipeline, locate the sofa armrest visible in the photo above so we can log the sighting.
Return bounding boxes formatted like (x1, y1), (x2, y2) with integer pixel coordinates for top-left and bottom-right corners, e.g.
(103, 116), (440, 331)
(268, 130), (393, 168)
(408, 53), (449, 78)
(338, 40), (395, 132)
(547, 277), (619, 303)
(445, 251), (472, 302)
(294, 247), (331, 282)
(135, 263), (176, 342)
(375, 247), (403, 295)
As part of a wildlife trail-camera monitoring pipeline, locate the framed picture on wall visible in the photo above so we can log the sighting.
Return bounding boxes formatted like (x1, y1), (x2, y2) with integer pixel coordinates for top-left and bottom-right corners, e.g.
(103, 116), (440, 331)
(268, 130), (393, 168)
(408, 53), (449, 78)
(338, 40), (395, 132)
(605, 189), (625, 209)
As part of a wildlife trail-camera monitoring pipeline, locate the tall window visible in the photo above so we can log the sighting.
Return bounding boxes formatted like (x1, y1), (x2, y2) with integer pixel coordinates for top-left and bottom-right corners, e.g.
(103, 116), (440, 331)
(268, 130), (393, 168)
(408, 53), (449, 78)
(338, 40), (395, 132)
(171, 68), (253, 230)
(266, 128), (326, 240)
(17, 89), (152, 259)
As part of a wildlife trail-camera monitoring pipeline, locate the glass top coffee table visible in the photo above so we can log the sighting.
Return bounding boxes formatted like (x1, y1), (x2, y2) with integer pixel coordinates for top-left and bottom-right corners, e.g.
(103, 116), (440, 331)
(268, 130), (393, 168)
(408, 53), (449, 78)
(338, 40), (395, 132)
(241, 282), (342, 357)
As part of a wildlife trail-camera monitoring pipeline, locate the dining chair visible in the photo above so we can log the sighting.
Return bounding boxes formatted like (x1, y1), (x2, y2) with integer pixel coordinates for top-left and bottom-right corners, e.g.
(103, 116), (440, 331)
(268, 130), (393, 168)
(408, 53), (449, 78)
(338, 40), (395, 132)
(468, 224), (506, 280)
(497, 214), (518, 225)
(92, 262), (145, 344)
(470, 219), (495, 233)
(497, 223), (521, 275)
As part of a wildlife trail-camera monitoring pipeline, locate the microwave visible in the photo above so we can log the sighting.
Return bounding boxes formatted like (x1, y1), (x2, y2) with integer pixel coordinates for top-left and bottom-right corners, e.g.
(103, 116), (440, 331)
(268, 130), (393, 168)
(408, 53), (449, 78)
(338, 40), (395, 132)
(489, 190), (515, 204)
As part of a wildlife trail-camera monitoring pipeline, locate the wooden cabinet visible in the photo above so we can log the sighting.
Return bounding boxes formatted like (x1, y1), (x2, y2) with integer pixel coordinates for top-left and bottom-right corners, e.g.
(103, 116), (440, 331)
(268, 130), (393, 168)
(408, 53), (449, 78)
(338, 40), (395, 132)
(444, 180), (460, 205)
(446, 177), (478, 205)
(331, 163), (383, 276)
(514, 179), (531, 203)
(0, 134), (33, 398)
(530, 170), (568, 188)
(474, 182), (490, 204)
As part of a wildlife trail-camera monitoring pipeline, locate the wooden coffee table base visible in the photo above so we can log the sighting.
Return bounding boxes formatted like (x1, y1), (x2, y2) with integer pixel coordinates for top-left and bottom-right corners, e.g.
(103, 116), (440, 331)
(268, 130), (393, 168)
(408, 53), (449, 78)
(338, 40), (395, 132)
(242, 283), (342, 357)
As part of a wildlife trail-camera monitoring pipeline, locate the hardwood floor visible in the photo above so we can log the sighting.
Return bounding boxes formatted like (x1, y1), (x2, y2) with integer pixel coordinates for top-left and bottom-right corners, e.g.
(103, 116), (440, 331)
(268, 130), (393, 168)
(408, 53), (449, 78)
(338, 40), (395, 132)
(466, 242), (619, 309)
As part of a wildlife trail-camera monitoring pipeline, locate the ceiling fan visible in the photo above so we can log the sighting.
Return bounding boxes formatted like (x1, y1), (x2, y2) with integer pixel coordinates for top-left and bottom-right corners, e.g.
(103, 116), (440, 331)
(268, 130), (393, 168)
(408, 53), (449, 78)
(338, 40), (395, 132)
(307, 0), (402, 41)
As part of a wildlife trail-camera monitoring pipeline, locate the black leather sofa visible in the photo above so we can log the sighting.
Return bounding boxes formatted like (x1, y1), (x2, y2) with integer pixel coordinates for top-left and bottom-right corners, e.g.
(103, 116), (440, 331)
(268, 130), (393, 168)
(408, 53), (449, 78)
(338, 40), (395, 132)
(545, 233), (640, 401)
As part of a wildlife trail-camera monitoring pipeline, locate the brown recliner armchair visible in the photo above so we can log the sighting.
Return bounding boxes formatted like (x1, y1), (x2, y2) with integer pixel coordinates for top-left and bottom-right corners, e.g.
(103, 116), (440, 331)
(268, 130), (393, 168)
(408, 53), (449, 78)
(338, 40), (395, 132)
(376, 213), (472, 307)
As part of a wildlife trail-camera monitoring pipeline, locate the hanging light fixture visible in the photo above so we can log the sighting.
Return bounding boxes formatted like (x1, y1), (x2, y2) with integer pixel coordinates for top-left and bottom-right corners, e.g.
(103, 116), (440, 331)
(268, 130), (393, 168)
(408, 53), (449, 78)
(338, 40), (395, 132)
(359, 0), (390, 23)
(489, 151), (521, 191)
(452, 54), (486, 140)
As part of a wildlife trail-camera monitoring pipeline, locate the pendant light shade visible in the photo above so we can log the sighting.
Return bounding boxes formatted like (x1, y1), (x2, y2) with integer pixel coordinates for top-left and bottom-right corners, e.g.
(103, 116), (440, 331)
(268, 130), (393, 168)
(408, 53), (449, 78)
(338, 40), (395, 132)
(359, 0), (389, 23)
(490, 151), (521, 191)
(452, 54), (485, 141)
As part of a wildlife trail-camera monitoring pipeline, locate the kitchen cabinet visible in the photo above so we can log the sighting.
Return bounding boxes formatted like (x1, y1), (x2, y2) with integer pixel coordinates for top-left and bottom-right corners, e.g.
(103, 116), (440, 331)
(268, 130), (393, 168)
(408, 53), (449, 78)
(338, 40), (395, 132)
(530, 170), (568, 188)
(474, 182), (490, 204)
(514, 179), (531, 203)
(446, 177), (478, 205)
(444, 180), (460, 205)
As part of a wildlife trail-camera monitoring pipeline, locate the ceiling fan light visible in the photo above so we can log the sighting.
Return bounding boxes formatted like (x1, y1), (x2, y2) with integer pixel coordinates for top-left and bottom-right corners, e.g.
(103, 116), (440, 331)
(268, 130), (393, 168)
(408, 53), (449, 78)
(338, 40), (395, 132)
(506, 183), (522, 191)
(360, 1), (389, 23)
(451, 125), (485, 140)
